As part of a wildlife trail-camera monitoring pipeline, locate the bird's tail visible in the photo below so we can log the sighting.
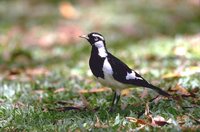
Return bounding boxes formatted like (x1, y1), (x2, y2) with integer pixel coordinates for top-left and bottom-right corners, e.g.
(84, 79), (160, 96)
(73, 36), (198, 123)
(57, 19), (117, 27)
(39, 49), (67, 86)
(146, 83), (171, 97)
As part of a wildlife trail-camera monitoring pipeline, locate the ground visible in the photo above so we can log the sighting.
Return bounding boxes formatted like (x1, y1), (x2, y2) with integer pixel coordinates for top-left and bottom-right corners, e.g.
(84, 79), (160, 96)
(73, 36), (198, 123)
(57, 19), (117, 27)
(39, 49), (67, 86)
(0, 0), (200, 131)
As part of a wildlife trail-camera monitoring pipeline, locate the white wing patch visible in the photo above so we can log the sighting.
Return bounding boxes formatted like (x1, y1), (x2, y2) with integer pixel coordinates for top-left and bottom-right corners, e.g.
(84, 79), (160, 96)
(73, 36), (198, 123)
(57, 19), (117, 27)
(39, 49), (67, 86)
(92, 34), (104, 40)
(126, 71), (143, 80)
(95, 41), (107, 57)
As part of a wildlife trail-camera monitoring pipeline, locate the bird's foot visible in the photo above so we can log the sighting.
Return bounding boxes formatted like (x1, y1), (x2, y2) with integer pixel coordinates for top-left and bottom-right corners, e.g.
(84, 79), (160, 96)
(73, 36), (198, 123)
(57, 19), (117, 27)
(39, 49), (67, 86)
(109, 107), (115, 112)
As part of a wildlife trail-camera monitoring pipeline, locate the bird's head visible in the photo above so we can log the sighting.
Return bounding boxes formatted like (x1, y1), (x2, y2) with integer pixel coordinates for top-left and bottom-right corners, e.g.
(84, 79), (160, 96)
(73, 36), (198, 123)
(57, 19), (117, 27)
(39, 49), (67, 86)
(80, 32), (106, 48)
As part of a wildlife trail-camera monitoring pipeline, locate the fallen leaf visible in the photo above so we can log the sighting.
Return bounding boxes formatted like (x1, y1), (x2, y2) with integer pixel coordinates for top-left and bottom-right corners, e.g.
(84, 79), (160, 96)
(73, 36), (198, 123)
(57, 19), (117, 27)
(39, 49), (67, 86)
(176, 115), (189, 125)
(145, 102), (150, 116)
(162, 72), (181, 79)
(56, 100), (74, 105)
(26, 67), (50, 76)
(140, 88), (148, 98)
(146, 102), (169, 126)
(94, 115), (109, 128)
(78, 87), (111, 94)
(126, 117), (147, 125)
(14, 101), (25, 109)
(188, 0), (200, 6)
(0, 99), (4, 104)
(152, 115), (169, 126)
(169, 84), (191, 96)
(5, 68), (22, 80)
(8, 68), (22, 75)
(79, 93), (90, 109)
(33, 90), (44, 94)
(121, 89), (132, 96)
(38, 33), (57, 47)
(56, 25), (83, 44)
(54, 88), (65, 93)
(132, 124), (146, 131)
(59, 2), (79, 19)
(162, 66), (200, 79)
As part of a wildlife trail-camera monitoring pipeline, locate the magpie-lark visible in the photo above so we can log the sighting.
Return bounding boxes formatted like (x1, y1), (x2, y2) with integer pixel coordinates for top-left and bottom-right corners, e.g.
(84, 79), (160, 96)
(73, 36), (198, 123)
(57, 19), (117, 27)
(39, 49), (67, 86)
(80, 32), (170, 110)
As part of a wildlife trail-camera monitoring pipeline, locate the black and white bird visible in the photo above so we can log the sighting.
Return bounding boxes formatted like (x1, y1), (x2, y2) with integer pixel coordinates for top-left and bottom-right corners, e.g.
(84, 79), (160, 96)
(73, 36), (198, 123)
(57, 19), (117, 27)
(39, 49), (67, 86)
(80, 32), (170, 110)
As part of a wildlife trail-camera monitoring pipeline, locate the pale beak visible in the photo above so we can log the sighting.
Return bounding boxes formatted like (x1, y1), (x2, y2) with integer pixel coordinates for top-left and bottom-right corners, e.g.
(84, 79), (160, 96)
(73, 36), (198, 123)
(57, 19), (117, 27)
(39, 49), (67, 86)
(79, 35), (89, 40)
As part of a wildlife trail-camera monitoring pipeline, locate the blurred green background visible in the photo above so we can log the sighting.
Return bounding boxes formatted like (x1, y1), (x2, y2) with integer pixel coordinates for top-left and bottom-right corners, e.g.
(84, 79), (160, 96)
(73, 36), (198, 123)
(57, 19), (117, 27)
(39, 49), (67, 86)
(0, 0), (200, 131)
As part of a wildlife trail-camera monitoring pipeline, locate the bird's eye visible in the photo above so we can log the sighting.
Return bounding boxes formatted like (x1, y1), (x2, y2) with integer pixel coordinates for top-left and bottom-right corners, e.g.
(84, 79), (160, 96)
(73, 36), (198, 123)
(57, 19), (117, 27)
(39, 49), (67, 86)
(94, 37), (98, 41)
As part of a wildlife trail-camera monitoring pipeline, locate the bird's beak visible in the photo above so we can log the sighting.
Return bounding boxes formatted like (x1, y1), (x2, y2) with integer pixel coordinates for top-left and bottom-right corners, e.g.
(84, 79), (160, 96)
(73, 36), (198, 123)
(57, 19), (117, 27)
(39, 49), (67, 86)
(79, 35), (89, 40)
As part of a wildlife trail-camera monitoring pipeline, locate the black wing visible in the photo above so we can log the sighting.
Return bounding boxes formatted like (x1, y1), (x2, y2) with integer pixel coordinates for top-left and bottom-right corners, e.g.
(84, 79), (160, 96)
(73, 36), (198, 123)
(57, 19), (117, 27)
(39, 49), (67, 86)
(107, 52), (149, 86)
(107, 53), (170, 97)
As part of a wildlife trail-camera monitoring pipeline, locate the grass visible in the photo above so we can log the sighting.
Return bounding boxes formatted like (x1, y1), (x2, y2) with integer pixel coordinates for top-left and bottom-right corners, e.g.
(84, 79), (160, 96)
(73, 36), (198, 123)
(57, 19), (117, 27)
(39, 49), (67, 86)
(0, 36), (200, 131)
(0, 0), (200, 131)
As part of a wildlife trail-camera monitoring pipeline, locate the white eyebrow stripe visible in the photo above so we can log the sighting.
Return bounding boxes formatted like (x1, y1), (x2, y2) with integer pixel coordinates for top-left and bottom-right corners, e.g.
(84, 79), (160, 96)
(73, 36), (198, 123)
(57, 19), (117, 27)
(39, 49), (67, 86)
(92, 34), (104, 40)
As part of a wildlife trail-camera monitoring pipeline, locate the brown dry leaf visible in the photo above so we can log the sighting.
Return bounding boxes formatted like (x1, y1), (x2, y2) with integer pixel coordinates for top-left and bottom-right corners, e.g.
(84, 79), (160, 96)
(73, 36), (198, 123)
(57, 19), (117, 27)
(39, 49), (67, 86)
(177, 115), (189, 125)
(56, 25), (83, 44)
(5, 68), (22, 80)
(0, 99), (4, 104)
(188, 0), (200, 6)
(151, 115), (169, 126)
(126, 117), (147, 131)
(127, 115), (169, 127)
(59, 2), (79, 19)
(170, 84), (191, 96)
(56, 100), (74, 105)
(79, 93), (90, 109)
(54, 88), (65, 93)
(162, 66), (200, 79)
(121, 89), (132, 96)
(140, 88), (148, 98)
(6, 75), (19, 80)
(126, 117), (147, 125)
(78, 87), (111, 94)
(37, 33), (57, 47)
(145, 102), (169, 127)
(147, 114), (170, 127)
(162, 72), (181, 79)
(33, 90), (45, 94)
(126, 103), (149, 127)
(21, 24), (83, 48)
(145, 102), (150, 116)
(8, 68), (22, 75)
(14, 101), (25, 109)
(94, 115), (109, 128)
(26, 67), (50, 76)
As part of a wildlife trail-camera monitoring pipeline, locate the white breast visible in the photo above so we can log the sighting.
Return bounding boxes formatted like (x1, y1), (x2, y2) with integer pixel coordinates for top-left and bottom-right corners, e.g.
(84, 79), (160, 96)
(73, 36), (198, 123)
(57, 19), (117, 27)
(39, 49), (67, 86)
(97, 58), (127, 89)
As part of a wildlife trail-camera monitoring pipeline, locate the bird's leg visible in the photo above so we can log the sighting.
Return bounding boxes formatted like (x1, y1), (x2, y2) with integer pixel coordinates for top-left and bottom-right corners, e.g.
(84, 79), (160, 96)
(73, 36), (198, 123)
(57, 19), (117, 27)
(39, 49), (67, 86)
(115, 89), (121, 107)
(115, 93), (120, 106)
(110, 91), (117, 111)
(110, 90), (121, 112)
